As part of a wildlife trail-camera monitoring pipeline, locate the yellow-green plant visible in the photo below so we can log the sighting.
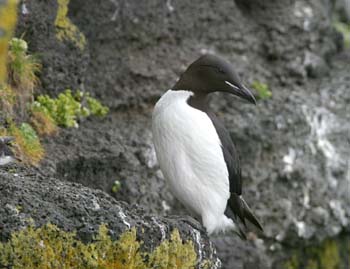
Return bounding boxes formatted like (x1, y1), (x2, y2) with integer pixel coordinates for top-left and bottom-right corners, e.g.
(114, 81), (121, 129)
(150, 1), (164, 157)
(8, 37), (41, 93)
(0, 84), (16, 116)
(86, 94), (109, 117)
(32, 89), (109, 128)
(0, 223), (198, 269)
(0, 121), (44, 165)
(251, 81), (272, 100)
(0, 0), (18, 84)
(30, 110), (58, 136)
(111, 180), (122, 193)
(0, 1), (18, 118)
(55, 0), (86, 50)
(7, 37), (41, 118)
(334, 21), (350, 49)
(284, 237), (349, 269)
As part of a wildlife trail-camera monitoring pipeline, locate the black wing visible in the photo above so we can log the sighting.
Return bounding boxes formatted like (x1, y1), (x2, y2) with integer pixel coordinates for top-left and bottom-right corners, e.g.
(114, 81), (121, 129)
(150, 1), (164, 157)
(187, 95), (262, 230)
(206, 111), (242, 194)
(207, 111), (263, 231)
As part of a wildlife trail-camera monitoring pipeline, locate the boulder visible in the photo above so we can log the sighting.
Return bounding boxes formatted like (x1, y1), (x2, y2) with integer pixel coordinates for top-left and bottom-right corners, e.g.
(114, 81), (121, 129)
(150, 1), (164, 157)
(0, 168), (220, 268)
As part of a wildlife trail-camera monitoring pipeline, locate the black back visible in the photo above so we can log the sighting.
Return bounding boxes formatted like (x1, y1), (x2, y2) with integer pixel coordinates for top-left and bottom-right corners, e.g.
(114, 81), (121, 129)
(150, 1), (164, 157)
(207, 111), (242, 195)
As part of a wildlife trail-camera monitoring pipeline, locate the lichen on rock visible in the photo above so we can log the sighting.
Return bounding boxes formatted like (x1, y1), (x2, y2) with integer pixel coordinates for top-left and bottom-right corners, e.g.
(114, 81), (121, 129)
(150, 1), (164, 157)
(55, 0), (86, 50)
(0, 169), (219, 268)
(0, 223), (198, 269)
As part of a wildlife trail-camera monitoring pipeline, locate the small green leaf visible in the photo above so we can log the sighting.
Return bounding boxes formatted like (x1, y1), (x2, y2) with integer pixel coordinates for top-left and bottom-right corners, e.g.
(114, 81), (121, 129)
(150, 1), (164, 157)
(112, 180), (121, 193)
(251, 81), (272, 100)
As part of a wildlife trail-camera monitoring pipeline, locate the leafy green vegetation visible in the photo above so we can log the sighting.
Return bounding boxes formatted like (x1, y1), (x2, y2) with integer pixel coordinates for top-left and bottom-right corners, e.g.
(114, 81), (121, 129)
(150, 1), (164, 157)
(32, 90), (109, 128)
(334, 21), (350, 49)
(1, 37), (108, 166)
(111, 180), (121, 193)
(251, 81), (272, 100)
(1, 37), (40, 119)
(0, 37), (44, 165)
(0, 223), (198, 269)
(86, 95), (109, 117)
(8, 37), (41, 115)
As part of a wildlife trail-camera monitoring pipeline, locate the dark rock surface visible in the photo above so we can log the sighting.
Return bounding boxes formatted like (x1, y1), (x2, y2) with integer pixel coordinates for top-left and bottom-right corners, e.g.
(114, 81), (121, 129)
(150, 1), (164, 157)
(0, 168), (220, 267)
(66, 0), (340, 109)
(15, 0), (89, 96)
(2, 0), (349, 268)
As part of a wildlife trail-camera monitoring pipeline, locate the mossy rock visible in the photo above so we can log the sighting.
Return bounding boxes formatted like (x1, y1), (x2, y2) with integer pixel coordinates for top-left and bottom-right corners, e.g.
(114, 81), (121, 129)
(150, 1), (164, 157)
(0, 169), (220, 268)
(0, 224), (198, 269)
(283, 235), (350, 269)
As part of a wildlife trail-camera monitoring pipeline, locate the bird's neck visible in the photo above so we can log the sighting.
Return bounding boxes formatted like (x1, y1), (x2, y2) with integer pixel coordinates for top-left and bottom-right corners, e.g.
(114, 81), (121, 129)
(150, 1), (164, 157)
(187, 92), (209, 112)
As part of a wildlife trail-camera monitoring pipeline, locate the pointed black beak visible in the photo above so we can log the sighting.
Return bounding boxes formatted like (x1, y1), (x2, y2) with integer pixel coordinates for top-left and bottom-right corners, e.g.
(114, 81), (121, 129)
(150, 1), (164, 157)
(225, 81), (257, 105)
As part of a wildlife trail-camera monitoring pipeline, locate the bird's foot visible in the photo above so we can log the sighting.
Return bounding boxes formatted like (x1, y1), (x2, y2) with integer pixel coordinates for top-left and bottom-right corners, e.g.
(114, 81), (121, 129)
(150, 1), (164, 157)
(177, 215), (206, 234)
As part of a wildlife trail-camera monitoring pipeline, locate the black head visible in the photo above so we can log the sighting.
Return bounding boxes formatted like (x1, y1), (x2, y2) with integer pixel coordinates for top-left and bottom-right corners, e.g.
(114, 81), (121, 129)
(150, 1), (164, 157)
(173, 54), (256, 104)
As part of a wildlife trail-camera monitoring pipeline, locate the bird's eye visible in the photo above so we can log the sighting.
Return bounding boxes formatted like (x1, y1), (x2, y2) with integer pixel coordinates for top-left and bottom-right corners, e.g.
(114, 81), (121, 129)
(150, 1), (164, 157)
(217, 68), (225, 74)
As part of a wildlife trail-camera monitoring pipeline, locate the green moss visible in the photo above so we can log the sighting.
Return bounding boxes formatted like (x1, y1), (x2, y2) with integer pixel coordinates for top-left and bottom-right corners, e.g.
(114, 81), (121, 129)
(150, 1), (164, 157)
(32, 89), (108, 128)
(0, 223), (198, 269)
(0, 0), (18, 85)
(334, 21), (350, 49)
(306, 259), (319, 269)
(111, 180), (121, 193)
(284, 253), (300, 269)
(319, 240), (340, 269)
(251, 81), (272, 100)
(55, 0), (86, 50)
(283, 237), (349, 269)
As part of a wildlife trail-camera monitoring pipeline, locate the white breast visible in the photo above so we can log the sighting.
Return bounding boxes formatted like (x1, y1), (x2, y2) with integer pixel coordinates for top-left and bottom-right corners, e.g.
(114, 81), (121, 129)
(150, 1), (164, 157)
(152, 90), (230, 231)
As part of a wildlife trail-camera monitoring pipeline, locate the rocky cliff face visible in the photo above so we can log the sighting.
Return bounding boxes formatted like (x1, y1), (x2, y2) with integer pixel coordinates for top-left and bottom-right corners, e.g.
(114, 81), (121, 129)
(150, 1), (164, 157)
(2, 0), (349, 268)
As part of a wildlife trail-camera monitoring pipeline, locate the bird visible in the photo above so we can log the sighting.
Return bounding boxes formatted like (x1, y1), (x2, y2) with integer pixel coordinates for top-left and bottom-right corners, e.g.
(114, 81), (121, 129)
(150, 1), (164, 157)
(0, 136), (16, 166)
(152, 54), (263, 237)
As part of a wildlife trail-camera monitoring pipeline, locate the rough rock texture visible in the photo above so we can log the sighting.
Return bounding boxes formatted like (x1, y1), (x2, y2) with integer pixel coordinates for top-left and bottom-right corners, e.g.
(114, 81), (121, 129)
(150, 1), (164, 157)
(2, 0), (349, 268)
(66, 0), (341, 109)
(0, 168), (220, 267)
(15, 0), (88, 96)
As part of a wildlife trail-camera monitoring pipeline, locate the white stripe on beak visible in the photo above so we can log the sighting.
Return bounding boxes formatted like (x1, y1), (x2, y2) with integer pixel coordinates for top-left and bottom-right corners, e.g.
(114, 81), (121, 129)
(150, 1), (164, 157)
(225, 81), (239, 90)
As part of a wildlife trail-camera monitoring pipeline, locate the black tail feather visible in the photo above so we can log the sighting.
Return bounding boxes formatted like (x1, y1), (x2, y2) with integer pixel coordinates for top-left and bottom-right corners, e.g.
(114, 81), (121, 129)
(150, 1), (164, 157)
(228, 193), (263, 232)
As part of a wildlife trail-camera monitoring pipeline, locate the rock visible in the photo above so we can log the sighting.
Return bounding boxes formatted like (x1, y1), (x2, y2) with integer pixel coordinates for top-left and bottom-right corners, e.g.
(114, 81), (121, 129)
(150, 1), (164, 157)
(6, 0), (350, 268)
(0, 168), (220, 268)
(304, 51), (329, 78)
(15, 0), (89, 96)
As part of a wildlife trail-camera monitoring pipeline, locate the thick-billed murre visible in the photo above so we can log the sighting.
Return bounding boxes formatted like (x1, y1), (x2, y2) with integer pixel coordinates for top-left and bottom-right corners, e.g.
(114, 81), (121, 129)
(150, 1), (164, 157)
(0, 136), (15, 166)
(152, 54), (263, 237)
